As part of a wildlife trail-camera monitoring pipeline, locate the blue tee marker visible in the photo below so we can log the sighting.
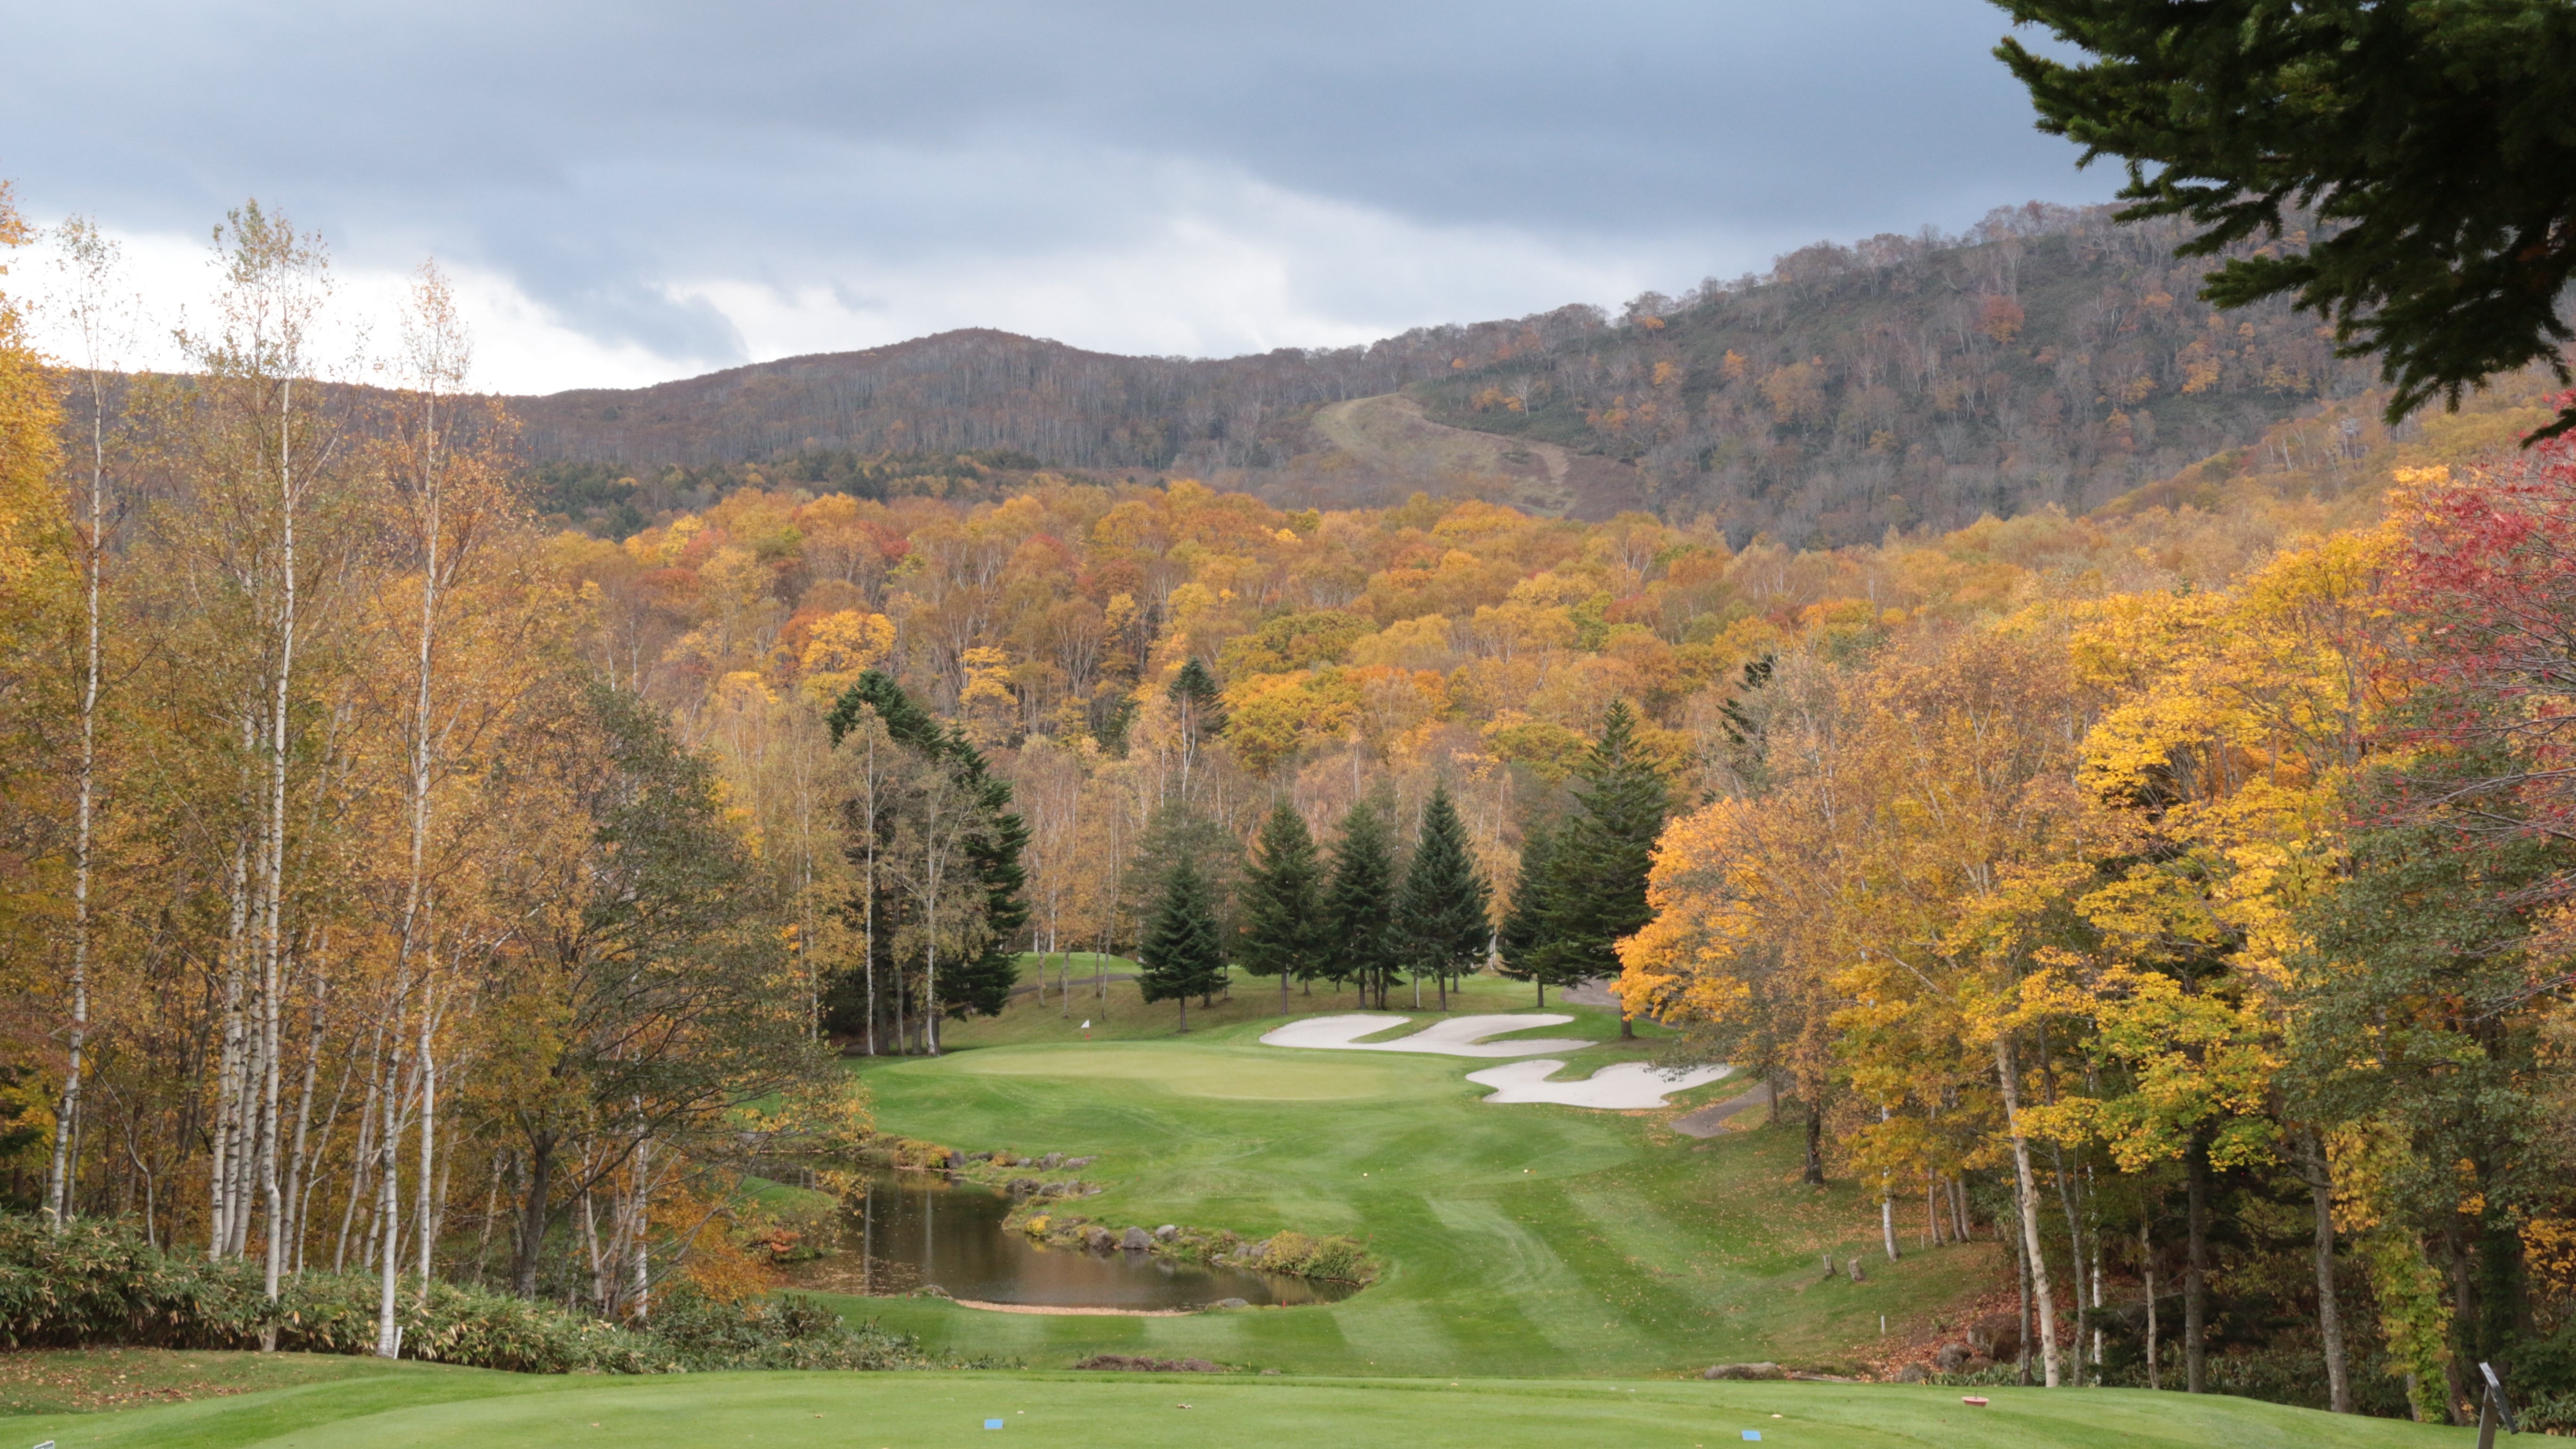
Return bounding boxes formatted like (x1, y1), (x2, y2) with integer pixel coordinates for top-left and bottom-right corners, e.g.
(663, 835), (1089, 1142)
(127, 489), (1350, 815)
(1742, 1433), (1763, 1442)
(985, 1418), (1005, 1429)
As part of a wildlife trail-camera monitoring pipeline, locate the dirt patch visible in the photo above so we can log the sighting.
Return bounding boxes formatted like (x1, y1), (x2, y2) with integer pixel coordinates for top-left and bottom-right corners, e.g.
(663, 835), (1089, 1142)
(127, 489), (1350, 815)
(1073, 1353), (1225, 1372)
(0, 1346), (376, 1415)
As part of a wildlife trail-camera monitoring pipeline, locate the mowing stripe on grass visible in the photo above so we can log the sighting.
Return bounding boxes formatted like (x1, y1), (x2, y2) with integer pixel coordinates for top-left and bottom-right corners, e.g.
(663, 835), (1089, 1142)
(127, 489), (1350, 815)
(23, 1369), (2476, 1449)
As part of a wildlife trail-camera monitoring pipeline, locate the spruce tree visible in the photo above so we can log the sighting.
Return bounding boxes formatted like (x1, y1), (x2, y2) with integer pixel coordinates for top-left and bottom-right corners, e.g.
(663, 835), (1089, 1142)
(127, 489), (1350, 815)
(1995, 0), (2576, 442)
(1496, 820), (1565, 1006)
(1239, 801), (1327, 1015)
(1137, 855), (1225, 1031)
(1118, 803), (1241, 955)
(1534, 700), (1669, 1036)
(1393, 783), (1491, 1012)
(1324, 798), (1398, 1008)
(824, 669), (1029, 1030)
(1167, 656), (1229, 796)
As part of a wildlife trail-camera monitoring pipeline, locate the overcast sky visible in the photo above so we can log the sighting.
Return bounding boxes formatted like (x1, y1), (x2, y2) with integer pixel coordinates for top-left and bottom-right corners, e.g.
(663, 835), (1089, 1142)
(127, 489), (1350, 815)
(2, 0), (2108, 394)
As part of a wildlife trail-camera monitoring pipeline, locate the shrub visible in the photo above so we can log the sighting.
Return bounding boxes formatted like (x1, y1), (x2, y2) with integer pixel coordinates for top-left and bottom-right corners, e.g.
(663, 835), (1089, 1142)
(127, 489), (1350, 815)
(0, 1213), (920, 1374)
(1253, 1230), (1374, 1284)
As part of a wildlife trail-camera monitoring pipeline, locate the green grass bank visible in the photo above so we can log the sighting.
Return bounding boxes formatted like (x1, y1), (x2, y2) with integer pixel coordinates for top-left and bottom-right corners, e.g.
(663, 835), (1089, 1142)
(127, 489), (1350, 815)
(825, 974), (1986, 1378)
(0, 1358), (2480, 1449)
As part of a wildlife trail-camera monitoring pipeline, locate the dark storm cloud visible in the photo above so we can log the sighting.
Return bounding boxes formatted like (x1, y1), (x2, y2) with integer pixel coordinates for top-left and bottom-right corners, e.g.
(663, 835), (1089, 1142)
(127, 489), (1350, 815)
(0, 0), (2105, 370)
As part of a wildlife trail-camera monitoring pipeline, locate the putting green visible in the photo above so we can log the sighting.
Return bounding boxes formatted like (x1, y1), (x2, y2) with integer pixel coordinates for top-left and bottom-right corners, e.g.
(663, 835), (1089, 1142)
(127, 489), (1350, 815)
(937, 1042), (1418, 1100)
(8, 1368), (2472, 1449)
(830, 980), (1995, 1379)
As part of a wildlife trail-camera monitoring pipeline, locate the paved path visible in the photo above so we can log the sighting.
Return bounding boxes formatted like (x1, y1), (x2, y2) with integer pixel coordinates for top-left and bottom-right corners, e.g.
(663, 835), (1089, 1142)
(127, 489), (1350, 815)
(1557, 977), (1618, 1007)
(1671, 1082), (1772, 1138)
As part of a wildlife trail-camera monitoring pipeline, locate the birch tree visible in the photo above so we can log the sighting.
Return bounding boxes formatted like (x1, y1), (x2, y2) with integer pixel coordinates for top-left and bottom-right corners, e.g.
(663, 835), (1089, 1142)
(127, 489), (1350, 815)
(39, 216), (140, 1232)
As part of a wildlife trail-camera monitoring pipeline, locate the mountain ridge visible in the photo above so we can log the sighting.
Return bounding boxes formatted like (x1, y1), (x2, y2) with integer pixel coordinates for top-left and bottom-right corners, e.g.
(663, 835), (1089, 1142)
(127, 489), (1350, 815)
(507, 201), (2404, 543)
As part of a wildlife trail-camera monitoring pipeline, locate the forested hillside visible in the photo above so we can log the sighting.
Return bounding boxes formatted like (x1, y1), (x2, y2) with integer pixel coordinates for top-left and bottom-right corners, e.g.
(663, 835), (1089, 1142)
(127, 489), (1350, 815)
(1416, 203), (2383, 544)
(10, 185), (2576, 1424)
(514, 204), (2383, 547)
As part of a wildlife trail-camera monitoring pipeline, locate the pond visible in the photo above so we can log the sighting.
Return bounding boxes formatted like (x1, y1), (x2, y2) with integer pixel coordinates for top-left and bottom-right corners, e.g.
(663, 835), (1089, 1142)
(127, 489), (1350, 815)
(783, 1170), (1360, 1311)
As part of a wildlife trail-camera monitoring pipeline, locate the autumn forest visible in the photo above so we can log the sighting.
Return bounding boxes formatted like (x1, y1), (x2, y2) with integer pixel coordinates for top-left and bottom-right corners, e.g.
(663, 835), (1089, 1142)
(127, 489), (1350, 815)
(3, 164), (2576, 1433)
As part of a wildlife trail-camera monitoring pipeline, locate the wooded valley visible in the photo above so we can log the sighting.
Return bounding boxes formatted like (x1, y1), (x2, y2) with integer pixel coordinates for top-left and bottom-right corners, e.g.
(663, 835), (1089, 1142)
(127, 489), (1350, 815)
(3, 180), (2574, 1428)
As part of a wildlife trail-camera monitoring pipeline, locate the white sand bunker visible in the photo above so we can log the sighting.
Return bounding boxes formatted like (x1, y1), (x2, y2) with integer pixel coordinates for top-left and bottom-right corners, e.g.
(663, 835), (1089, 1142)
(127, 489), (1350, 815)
(1259, 1013), (1596, 1058)
(1464, 1059), (1733, 1109)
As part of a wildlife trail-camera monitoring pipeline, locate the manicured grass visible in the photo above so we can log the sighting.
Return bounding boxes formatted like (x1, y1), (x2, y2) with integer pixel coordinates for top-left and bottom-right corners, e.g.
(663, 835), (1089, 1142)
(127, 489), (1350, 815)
(948, 965), (1673, 1051)
(829, 974), (1980, 1379)
(4, 1364), (2474, 1449)
(1013, 951), (1137, 986)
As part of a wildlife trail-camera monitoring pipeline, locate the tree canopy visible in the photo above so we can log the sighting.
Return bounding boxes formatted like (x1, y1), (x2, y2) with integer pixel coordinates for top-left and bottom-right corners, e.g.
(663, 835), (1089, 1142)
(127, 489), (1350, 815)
(1994, 0), (2576, 439)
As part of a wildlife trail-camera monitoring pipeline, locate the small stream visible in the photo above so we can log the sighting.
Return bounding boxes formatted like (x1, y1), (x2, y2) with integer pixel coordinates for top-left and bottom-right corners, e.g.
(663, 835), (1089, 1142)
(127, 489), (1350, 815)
(784, 1170), (1360, 1310)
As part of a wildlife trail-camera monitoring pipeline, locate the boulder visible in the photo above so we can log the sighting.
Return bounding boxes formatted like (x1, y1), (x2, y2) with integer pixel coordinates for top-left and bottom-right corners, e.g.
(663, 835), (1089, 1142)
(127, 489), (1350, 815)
(1701, 1362), (1785, 1381)
(1121, 1226), (1153, 1251)
(1039, 1152), (1064, 1169)
(1066, 1156), (1095, 1168)
(1006, 1177), (1040, 1198)
(944, 1149), (966, 1170)
(1896, 1363), (1928, 1384)
(1208, 1297), (1249, 1310)
(1934, 1342), (1974, 1373)
(1084, 1226), (1114, 1251)
(1847, 1259), (1866, 1283)
(1153, 1224), (1180, 1241)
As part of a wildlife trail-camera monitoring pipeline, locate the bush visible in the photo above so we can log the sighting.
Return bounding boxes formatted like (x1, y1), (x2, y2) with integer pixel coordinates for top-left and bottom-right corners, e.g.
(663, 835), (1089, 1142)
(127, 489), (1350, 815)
(641, 1287), (918, 1370)
(0, 1214), (921, 1374)
(1252, 1230), (1374, 1284)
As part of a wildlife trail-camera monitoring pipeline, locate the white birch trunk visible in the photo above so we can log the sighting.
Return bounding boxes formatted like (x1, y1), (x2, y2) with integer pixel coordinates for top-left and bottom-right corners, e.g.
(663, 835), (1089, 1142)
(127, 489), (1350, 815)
(1994, 1034), (2061, 1386)
(629, 1135), (651, 1321)
(256, 373), (300, 1297)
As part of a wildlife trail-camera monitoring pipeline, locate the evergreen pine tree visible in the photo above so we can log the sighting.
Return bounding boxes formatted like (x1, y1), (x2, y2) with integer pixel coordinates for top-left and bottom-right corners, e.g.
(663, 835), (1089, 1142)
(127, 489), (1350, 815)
(1239, 800), (1327, 1015)
(1496, 820), (1565, 1006)
(1393, 782), (1491, 1012)
(1117, 803), (1242, 956)
(1324, 798), (1398, 1008)
(1167, 656), (1229, 796)
(1533, 700), (1669, 1036)
(825, 669), (1029, 1029)
(1137, 855), (1225, 1031)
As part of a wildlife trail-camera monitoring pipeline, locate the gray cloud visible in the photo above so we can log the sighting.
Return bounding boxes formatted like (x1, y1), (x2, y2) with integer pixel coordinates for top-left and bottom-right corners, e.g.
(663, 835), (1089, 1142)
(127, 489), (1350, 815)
(3, 0), (2110, 382)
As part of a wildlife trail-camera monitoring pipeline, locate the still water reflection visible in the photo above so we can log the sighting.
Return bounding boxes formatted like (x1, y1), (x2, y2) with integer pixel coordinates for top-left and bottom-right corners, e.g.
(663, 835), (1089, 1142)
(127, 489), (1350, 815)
(786, 1170), (1358, 1310)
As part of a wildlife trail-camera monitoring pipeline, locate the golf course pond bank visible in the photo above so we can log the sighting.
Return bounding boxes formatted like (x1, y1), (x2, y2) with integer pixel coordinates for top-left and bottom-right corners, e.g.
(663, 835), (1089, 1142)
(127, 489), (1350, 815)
(782, 1170), (1362, 1311)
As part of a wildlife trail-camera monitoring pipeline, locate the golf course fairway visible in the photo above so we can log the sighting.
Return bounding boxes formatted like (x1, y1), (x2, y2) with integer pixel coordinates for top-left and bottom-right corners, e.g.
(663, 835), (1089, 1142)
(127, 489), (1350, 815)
(2, 981), (2485, 1448)
(1, 1365), (2481, 1449)
(825, 978), (1988, 1377)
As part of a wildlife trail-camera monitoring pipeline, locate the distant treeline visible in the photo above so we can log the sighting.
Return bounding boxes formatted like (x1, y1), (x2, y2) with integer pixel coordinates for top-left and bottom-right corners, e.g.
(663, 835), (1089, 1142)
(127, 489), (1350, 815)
(508, 203), (2393, 550)
(1415, 202), (2385, 546)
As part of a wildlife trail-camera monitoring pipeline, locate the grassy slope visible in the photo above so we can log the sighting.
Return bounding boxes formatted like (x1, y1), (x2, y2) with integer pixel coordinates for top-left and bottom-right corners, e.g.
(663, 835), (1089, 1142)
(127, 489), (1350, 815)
(8, 973), (2476, 1447)
(4, 1362), (2479, 1449)
(824, 974), (1992, 1378)
(0, 1347), (431, 1417)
